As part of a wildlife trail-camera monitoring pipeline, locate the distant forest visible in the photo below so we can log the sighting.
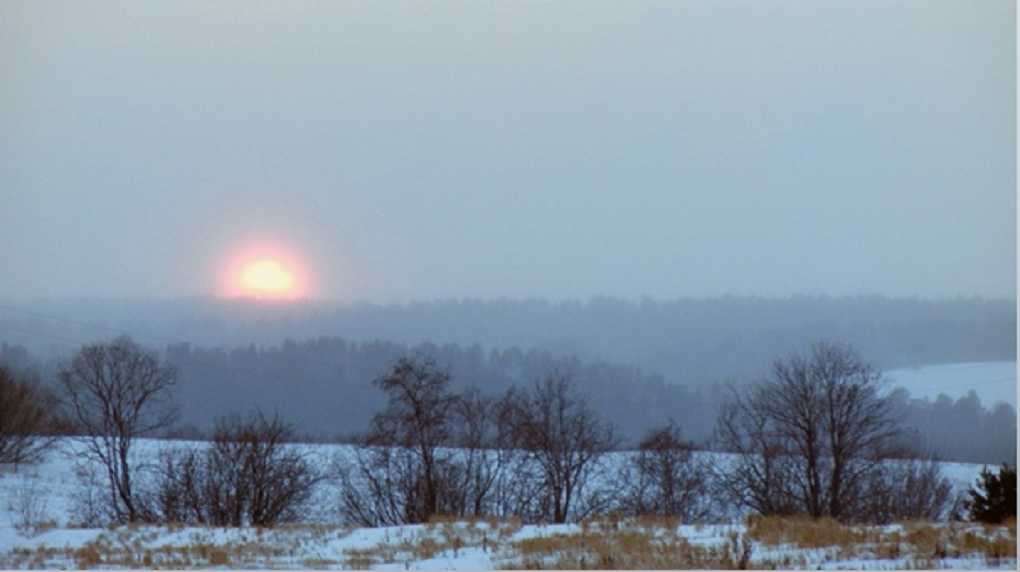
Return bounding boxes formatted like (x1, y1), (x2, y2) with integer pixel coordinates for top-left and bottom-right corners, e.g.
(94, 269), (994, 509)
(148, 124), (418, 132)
(0, 295), (1014, 464)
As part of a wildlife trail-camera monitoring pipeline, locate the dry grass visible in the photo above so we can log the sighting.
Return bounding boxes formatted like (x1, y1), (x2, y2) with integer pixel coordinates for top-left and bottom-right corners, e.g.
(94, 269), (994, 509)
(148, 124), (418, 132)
(746, 515), (1017, 568)
(745, 515), (879, 551)
(0, 516), (1013, 569)
(505, 518), (749, 570)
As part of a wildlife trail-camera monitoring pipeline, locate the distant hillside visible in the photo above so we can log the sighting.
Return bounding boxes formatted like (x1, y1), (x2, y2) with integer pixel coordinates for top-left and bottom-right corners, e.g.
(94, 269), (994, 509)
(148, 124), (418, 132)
(0, 295), (1013, 386)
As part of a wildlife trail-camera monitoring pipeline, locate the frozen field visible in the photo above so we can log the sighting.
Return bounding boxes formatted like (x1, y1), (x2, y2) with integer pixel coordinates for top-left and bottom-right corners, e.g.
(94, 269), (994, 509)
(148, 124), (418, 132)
(0, 439), (1013, 569)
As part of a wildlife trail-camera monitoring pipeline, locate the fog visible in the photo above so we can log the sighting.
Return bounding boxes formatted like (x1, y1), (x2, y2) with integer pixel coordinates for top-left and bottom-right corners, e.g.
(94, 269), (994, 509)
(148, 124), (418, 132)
(1, 1), (1015, 303)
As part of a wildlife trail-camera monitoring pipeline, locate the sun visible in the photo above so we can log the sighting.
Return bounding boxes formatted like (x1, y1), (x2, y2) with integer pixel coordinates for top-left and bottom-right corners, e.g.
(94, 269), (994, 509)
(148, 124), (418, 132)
(239, 260), (296, 296)
(220, 243), (313, 300)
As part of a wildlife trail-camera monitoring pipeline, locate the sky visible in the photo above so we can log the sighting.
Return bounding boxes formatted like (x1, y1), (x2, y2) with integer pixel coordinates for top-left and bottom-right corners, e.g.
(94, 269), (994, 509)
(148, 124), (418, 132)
(0, 1), (1015, 303)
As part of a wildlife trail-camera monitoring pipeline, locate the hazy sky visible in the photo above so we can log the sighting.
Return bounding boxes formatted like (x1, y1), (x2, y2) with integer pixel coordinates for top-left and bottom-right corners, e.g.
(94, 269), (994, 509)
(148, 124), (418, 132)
(1, 1), (1015, 303)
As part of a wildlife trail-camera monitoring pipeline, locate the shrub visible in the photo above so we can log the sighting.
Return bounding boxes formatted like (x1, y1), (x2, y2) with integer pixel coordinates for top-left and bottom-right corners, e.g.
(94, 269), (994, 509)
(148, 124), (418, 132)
(0, 367), (57, 467)
(145, 410), (320, 526)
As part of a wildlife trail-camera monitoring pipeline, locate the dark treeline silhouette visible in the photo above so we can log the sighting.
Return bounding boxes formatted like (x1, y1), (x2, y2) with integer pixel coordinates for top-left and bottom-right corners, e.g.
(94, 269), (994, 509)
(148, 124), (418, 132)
(161, 337), (713, 446)
(893, 389), (1017, 466)
(1, 335), (1014, 465)
(0, 295), (1014, 387)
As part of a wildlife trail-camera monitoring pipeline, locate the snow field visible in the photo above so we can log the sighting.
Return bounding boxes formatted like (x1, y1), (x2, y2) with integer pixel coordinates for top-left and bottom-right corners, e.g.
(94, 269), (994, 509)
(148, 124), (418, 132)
(0, 439), (1013, 569)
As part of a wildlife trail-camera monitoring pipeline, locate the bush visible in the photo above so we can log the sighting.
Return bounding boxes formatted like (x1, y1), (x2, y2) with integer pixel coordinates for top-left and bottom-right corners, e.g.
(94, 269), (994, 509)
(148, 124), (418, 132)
(146, 410), (320, 526)
(623, 421), (714, 522)
(0, 367), (57, 467)
(860, 455), (957, 524)
(967, 464), (1016, 524)
(6, 472), (52, 533)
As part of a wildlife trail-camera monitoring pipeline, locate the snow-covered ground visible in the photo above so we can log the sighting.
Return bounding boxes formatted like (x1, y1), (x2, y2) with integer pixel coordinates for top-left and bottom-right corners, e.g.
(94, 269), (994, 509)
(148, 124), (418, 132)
(0, 439), (1013, 569)
(884, 361), (1017, 409)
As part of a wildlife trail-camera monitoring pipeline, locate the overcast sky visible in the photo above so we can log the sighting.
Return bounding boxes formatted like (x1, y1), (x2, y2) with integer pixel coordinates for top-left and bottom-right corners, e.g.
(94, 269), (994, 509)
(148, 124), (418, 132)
(1, 1), (1015, 303)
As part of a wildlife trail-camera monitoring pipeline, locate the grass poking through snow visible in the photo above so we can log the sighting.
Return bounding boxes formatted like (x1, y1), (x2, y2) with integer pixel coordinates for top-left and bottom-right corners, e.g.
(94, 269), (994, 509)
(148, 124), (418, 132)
(0, 516), (1014, 569)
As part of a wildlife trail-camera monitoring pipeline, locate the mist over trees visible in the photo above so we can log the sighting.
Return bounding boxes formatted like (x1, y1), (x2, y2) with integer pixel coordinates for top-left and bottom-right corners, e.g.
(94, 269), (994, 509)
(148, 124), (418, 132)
(0, 296), (1014, 464)
(1, 296), (1014, 383)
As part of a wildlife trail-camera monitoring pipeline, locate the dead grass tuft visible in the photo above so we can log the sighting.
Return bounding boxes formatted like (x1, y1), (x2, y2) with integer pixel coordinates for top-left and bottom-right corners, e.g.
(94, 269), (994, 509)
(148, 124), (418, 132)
(506, 520), (746, 570)
(745, 515), (874, 550)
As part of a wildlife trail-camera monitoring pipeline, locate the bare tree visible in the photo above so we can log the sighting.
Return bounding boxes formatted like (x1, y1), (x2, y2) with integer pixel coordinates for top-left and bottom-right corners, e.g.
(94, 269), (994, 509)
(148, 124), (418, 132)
(57, 336), (179, 523)
(338, 355), (466, 525)
(715, 385), (801, 517)
(0, 367), (57, 468)
(624, 420), (713, 521)
(715, 342), (899, 522)
(146, 410), (319, 526)
(450, 386), (501, 517)
(368, 355), (459, 521)
(220, 411), (319, 526)
(861, 454), (957, 523)
(500, 373), (617, 523)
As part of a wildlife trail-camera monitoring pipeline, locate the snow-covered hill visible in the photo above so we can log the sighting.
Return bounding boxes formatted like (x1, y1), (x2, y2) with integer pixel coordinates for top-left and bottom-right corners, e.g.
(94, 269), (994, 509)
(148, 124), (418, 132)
(884, 361), (1016, 409)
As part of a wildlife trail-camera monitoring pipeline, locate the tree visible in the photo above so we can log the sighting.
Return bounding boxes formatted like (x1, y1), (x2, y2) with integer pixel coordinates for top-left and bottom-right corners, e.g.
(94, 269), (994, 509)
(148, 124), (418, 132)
(58, 336), (179, 523)
(624, 420), (713, 521)
(0, 366), (57, 467)
(338, 355), (467, 525)
(500, 373), (617, 523)
(369, 355), (459, 521)
(449, 386), (501, 518)
(967, 464), (1017, 524)
(715, 342), (900, 522)
(148, 410), (319, 526)
(861, 453), (957, 524)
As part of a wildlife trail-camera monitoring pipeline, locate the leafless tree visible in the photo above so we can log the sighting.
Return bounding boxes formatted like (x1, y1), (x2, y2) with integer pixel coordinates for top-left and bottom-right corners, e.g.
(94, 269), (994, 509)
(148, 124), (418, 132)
(213, 410), (320, 526)
(146, 410), (319, 526)
(368, 355), (460, 521)
(499, 373), (618, 523)
(624, 420), (713, 521)
(0, 367), (57, 468)
(338, 355), (467, 525)
(715, 342), (899, 522)
(860, 453), (957, 523)
(57, 336), (179, 523)
(450, 386), (501, 517)
(147, 444), (205, 524)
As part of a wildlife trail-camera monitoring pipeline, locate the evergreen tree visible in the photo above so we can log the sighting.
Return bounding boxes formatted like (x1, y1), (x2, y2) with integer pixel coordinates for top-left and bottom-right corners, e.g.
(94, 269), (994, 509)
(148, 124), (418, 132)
(967, 464), (1017, 523)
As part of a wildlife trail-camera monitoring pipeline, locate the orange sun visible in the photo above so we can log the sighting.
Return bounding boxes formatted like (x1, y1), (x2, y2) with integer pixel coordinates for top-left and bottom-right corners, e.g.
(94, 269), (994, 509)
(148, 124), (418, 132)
(220, 243), (313, 300)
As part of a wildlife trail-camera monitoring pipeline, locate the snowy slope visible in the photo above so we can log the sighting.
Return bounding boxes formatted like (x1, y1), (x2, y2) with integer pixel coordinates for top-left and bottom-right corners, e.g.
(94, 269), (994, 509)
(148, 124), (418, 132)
(884, 361), (1017, 408)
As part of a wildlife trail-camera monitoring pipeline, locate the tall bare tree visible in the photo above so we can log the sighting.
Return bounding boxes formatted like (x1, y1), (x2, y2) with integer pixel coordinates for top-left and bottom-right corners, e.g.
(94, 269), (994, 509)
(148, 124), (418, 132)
(500, 373), (617, 523)
(58, 336), (178, 523)
(716, 342), (899, 522)
(338, 355), (466, 525)
(0, 367), (57, 468)
(370, 355), (459, 521)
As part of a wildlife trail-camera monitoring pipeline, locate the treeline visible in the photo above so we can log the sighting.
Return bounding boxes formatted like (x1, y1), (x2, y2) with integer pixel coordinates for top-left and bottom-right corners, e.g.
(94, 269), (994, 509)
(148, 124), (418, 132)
(1, 337), (1015, 465)
(2, 295), (1014, 388)
(162, 337), (716, 445)
(5, 338), (1013, 530)
(897, 390), (1017, 466)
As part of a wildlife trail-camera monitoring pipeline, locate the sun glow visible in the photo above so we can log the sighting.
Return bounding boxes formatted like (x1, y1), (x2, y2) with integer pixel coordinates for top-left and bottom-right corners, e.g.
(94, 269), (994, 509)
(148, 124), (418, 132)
(220, 243), (314, 299)
(240, 260), (295, 294)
